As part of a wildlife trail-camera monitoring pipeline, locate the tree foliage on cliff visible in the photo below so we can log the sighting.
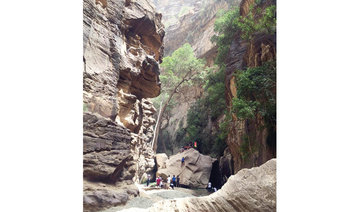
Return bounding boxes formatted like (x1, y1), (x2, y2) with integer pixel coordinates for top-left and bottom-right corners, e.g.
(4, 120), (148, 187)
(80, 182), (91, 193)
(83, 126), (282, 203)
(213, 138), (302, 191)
(153, 43), (205, 110)
(160, 43), (205, 89)
(232, 61), (276, 127)
(211, 7), (240, 64)
(209, 2), (276, 160)
(211, 3), (276, 64)
(232, 61), (276, 161)
(237, 4), (276, 41)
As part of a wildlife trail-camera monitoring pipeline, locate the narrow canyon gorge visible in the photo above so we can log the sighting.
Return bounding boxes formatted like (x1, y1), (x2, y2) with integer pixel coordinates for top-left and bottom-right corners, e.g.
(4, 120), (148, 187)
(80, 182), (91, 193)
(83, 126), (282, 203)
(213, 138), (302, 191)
(83, 0), (276, 211)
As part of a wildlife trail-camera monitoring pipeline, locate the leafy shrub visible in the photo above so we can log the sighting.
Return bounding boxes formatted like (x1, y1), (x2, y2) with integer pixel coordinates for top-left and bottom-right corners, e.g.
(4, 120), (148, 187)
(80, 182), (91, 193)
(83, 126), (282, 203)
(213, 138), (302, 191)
(233, 61), (276, 126)
(236, 4), (276, 41)
(212, 3), (276, 64)
(211, 7), (240, 64)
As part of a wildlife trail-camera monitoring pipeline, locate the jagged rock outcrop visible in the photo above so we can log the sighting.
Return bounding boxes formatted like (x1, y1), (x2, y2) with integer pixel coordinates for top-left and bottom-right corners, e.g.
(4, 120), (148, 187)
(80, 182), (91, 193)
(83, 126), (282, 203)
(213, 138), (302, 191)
(156, 148), (216, 188)
(148, 159), (276, 212)
(83, 0), (164, 210)
(225, 0), (276, 173)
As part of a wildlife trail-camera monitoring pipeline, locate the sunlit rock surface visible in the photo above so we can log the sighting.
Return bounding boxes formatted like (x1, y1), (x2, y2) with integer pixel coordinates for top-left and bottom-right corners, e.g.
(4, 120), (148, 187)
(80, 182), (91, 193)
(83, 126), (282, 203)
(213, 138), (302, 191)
(148, 159), (276, 212)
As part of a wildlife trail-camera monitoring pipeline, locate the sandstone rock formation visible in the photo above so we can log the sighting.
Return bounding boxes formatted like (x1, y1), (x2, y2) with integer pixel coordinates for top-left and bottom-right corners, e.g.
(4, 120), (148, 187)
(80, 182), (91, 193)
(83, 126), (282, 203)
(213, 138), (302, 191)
(148, 159), (276, 212)
(225, 0), (276, 173)
(83, 0), (164, 210)
(156, 148), (216, 188)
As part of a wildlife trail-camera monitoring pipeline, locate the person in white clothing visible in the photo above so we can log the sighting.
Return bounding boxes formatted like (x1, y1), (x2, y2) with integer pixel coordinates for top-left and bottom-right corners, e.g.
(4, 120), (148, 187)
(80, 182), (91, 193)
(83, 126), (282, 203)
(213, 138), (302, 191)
(167, 175), (171, 184)
(207, 182), (212, 192)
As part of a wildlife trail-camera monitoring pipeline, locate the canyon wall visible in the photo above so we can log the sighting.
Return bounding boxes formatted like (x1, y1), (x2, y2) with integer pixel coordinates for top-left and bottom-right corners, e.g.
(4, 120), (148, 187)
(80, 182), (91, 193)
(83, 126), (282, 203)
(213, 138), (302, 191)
(225, 0), (276, 173)
(83, 0), (164, 210)
(154, 0), (237, 61)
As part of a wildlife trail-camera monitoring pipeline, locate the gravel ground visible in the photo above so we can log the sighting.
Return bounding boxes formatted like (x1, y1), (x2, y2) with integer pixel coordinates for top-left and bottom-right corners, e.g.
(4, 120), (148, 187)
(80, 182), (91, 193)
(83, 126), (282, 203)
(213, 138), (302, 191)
(101, 197), (155, 212)
(154, 190), (194, 199)
(101, 186), (205, 212)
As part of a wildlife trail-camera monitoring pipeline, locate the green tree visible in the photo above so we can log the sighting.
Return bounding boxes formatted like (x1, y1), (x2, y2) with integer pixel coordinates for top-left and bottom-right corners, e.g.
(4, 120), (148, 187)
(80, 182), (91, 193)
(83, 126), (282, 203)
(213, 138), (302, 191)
(211, 7), (240, 64)
(232, 61), (276, 127)
(204, 66), (226, 121)
(211, 3), (276, 64)
(231, 61), (276, 161)
(152, 43), (205, 152)
(236, 4), (276, 41)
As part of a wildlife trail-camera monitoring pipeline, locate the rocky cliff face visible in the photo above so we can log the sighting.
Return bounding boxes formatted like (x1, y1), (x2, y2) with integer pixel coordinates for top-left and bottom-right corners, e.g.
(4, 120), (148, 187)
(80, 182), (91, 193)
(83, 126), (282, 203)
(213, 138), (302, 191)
(83, 0), (164, 210)
(147, 159), (276, 212)
(162, 0), (227, 62)
(225, 0), (276, 173)
(154, 0), (235, 62)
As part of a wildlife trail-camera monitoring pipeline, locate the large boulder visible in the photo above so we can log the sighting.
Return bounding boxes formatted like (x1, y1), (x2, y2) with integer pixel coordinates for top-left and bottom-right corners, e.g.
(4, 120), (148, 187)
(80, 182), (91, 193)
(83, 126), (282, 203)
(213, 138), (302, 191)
(157, 148), (216, 188)
(83, 181), (139, 212)
(148, 159), (276, 212)
(155, 153), (168, 169)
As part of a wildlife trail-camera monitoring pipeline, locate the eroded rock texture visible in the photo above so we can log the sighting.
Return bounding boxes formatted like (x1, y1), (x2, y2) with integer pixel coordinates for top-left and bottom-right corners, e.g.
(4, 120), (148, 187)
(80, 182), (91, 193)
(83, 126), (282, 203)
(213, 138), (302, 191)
(83, 0), (164, 210)
(225, 0), (276, 173)
(148, 159), (276, 212)
(156, 148), (216, 188)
